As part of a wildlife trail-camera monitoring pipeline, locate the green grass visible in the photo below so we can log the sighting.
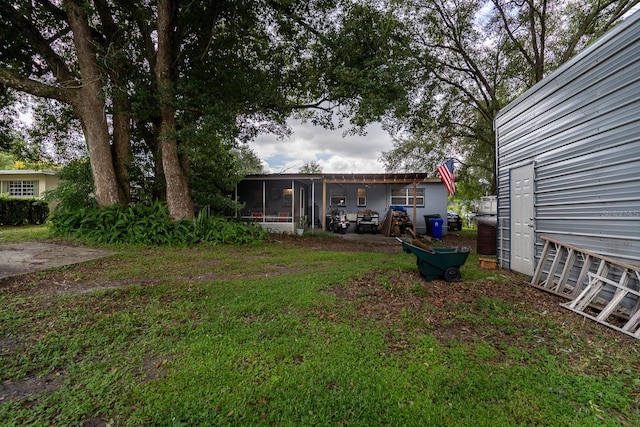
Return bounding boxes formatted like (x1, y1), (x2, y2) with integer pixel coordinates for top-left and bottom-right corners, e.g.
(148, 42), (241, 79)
(1, 227), (639, 426)
(0, 224), (50, 243)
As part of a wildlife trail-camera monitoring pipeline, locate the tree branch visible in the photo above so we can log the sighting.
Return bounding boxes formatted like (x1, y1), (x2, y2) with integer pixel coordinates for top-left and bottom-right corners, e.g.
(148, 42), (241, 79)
(491, 0), (536, 72)
(0, 68), (76, 103)
(5, 1), (78, 85)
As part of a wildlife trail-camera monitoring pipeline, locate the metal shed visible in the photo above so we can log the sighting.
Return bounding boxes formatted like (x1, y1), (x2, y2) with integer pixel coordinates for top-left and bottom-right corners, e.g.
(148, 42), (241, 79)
(494, 11), (640, 337)
(495, 10), (640, 276)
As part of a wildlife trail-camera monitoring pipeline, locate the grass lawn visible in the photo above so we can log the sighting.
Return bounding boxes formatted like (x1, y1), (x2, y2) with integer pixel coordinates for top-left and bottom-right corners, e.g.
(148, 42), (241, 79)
(1, 225), (639, 426)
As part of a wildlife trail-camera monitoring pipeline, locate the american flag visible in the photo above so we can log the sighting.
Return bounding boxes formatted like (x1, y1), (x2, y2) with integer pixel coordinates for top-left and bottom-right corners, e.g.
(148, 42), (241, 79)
(437, 159), (455, 196)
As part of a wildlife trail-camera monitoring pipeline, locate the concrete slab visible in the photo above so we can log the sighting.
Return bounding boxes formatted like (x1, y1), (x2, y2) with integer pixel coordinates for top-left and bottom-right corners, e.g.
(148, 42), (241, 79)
(0, 242), (112, 280)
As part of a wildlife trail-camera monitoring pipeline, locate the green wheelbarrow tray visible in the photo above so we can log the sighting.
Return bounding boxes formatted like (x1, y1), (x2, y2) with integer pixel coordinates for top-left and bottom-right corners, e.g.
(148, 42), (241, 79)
(397, 238), (471, 282)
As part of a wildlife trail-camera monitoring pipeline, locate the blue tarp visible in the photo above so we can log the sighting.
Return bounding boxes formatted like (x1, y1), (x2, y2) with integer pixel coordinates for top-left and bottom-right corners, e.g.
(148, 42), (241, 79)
(390, 205), (407, 213)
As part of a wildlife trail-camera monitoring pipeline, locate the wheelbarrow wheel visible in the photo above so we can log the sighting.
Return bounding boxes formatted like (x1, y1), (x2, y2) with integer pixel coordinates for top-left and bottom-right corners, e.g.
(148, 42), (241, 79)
(443, 266), (461, 282)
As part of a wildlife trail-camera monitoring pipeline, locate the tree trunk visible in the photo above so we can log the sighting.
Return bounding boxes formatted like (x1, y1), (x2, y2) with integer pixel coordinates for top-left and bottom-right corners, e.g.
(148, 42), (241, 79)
(94, 0), (133, 204)
(64, 0), (122, 208)
(155, 0), (194, 220)
(111, 93), (132, 204)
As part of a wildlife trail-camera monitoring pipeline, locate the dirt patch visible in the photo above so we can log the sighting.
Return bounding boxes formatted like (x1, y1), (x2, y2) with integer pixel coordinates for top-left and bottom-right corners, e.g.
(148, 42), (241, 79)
(325, 267), (635, 367)
(268, 230), (477, 254)
(0, 373), (63, 402)
(0, 241), (112, 280)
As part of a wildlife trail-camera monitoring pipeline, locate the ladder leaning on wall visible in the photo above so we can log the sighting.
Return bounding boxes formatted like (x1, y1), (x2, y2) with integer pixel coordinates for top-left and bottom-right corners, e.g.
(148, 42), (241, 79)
(531, 235), (640, 339)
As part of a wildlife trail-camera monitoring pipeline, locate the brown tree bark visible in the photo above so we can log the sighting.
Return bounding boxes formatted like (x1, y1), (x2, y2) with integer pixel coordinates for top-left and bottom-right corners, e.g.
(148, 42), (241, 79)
(155, 0), (194, 220)
(64, 0), (123, 208)
(111, 94), (132, 203)
(94, 0), (132, 204)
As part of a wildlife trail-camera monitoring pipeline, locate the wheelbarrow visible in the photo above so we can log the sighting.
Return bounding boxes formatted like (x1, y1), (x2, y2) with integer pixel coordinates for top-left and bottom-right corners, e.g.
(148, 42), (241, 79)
(397, 238), (470, 282)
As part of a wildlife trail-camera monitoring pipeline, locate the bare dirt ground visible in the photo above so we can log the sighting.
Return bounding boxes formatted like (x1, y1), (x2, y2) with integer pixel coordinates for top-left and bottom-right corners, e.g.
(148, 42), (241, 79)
(0, 241), (112, 280)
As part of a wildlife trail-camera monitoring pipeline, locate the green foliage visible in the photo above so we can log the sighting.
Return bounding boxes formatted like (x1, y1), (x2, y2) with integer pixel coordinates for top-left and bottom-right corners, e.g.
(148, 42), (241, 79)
(299, 161), (322, 174)
(381, 0), (637, 199)
(321, 3), (416, 128)
(179, 120), (242, 209)
(1, 1), (418, 217)
(232, 145), (265, 176)
(44, 158), (96, 213)
(49, 201), (268, 246)
(0, 197), (49, 225)
(0, 145), (60, 171)
(0, 151), (14, 169)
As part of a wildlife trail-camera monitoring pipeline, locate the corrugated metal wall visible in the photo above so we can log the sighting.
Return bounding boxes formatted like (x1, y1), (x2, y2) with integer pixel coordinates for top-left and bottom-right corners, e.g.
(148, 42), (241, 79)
(495, 11), (640, 272)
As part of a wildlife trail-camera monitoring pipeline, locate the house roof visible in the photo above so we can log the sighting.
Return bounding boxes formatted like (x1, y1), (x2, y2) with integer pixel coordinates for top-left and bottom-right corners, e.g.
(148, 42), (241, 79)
(0, 170), (58, 176)
(243, 173), (441, 184)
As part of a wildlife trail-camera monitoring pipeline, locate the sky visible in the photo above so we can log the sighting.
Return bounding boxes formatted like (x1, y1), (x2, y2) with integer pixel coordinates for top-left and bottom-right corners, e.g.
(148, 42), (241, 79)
(249, 119), (394, 174)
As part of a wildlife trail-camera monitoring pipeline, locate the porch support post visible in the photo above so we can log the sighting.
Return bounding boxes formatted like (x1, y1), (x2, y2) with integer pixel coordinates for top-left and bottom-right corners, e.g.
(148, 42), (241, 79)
(311, 179), (315, 230)
(262, 180), (266, 220)
(413, 181), (417, 235)
(322, 179), (327, 230)
(291, 179), (295, 230)
(234, 184), (238, 218)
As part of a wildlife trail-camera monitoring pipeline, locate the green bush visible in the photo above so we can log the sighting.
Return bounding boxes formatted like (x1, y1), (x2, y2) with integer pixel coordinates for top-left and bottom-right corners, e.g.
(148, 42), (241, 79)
(49, 200), (268, 246)
(43, 158), (97, 213)
(0, 197), (49, 225)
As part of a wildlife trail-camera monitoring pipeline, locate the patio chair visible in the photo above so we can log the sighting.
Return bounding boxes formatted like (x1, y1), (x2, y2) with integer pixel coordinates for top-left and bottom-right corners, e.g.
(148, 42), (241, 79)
(278, 212), (290, 222)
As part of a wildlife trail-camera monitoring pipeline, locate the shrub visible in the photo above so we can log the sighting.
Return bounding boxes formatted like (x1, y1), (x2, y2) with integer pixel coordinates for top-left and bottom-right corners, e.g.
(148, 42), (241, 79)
(49, 201), (268, 246)
(0, 197), (49, 225)
(43, 158), (97, 213)
(193, 208), (269, 245)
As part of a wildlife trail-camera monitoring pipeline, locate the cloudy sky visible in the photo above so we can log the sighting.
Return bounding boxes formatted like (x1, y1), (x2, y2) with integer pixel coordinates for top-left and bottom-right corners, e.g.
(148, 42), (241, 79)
(249, 118), (394, 174)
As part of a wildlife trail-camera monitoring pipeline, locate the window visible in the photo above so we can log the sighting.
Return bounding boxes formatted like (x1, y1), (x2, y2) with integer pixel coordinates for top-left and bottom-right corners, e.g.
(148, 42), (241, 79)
(357, 188), (367, 206)
(7, 180), (37, 197)
(391, 188), (424, 206)
(330, 189), (346, 207)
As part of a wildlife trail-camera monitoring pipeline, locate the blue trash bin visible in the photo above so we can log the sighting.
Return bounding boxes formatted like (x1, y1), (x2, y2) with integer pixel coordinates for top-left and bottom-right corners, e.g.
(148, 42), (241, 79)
(430, 218), (444, 240)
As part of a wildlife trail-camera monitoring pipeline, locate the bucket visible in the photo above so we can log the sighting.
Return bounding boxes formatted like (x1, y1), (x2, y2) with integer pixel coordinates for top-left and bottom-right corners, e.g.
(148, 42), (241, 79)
(477, 215), (497, 255)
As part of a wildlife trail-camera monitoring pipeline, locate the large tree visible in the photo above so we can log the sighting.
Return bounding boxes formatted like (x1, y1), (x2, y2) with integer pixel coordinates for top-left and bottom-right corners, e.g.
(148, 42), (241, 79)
(381, 0), (639, 196)
(0, 1), (412, 219)
(0, 0), (125, 207)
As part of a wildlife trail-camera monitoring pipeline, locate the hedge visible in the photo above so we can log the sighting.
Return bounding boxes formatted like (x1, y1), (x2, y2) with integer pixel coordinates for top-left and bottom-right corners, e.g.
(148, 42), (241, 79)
(0, 198), (50, 226)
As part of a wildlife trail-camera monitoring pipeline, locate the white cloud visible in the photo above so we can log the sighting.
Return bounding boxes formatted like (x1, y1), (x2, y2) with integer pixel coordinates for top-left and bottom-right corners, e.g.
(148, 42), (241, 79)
(250, 118), (393, 173)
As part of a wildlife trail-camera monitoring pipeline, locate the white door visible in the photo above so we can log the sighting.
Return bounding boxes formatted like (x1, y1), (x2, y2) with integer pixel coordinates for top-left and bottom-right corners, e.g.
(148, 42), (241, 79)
(511, 164), (535, 275)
